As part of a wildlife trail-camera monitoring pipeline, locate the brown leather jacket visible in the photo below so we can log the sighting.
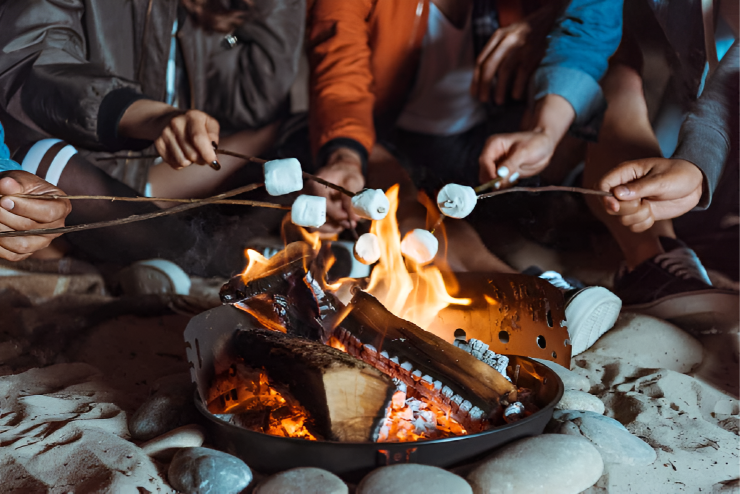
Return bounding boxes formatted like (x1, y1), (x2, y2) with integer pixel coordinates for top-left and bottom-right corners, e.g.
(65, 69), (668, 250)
(0, 0), (304, 189)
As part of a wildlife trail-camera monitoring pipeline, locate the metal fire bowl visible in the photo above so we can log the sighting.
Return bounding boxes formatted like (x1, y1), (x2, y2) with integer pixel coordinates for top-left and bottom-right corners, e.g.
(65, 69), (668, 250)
(185, 305), (564, 481)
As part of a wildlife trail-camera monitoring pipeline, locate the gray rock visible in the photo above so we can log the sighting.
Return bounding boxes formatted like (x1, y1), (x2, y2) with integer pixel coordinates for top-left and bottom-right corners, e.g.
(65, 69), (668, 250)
(128, 372), (198, 441)
(255, 468), (347, 494)
(467, 434), (603, 494)
(556, 390), (605, 414)
(534, 358), (590, 391)
(358, 464), (472, 494)
(552, 410), (627, 431)
(168, 447), (252, 494)
(553, 415), (656, 466)
(140, 424), (206, 461)
(581, 313), (703, 373)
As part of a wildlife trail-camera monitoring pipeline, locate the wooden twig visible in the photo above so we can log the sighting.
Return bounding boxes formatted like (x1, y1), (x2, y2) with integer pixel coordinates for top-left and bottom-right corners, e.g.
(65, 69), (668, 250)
(0, 183), (275, 238)
(477, 185), (612, 200)
(474, 177), (504, 194)
(0, 193), (291, 210)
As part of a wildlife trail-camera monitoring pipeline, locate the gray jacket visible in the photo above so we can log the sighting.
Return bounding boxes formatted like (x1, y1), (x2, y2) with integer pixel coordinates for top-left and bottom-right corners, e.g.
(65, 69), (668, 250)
(0, 0), (304, 190)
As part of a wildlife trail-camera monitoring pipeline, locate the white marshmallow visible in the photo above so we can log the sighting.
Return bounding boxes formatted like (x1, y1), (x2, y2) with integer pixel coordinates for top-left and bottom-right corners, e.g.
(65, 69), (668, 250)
(350, 189), (390, 220)
(291, 195), (326, 228)
(353, 233), (382, 265)
(400, 229), (438, 264)
(263, 158), (303, 196)
(436, 183), (478, 219)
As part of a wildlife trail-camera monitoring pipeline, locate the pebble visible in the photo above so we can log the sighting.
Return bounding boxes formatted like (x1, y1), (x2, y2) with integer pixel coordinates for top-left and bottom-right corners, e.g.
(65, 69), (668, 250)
(139, 424), (205, 461)
(358, 464), (472, 494)
(582, 313), (703, 373)
(169, 447), (252, 494)
(467, 434), (603, 494)
(255, 468), (347, 494)
(128, 373), (198, 441)
(553, 414), (656, 466)
(533, 358), (590, 391)
(552, 410), (627, 431)
(556, 390), (605, 414)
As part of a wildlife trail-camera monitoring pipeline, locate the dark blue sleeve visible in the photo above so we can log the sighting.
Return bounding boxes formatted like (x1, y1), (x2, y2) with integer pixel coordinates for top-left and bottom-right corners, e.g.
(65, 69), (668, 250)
(533, 0), (623, 128)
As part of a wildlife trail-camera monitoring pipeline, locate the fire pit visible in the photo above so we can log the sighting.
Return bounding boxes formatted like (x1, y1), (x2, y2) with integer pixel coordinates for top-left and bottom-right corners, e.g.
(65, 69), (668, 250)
(185, 305), (564, 480)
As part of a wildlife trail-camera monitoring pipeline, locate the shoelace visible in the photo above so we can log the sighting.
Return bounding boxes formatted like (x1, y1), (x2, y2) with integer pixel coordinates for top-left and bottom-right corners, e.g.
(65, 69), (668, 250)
(539, 270), (576, 290)
(654, 247), (713, 285)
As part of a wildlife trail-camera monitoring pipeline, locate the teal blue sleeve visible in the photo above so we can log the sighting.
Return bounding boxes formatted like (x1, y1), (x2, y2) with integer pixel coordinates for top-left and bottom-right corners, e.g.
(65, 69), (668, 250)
(0, 122), (22, 173)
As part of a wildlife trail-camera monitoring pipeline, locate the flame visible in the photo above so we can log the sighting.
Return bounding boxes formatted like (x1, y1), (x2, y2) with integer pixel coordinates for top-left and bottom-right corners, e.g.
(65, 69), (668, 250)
(327, 336), (346, 352)
(241, 248), (272, 283)
(484, 294), (499, 306)
(366, 185), (470, 329)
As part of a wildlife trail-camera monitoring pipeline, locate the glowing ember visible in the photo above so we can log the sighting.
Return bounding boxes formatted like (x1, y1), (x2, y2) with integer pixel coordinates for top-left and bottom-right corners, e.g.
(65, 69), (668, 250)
(208, 363), (318, 441)
(365, 185), (471, 329)
(377, 389), (467, 443)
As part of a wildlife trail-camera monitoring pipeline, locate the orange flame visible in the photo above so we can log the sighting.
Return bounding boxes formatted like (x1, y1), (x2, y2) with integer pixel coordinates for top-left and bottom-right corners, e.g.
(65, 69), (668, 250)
(366, 185), (470, 329)
(241, 248), (272, 283)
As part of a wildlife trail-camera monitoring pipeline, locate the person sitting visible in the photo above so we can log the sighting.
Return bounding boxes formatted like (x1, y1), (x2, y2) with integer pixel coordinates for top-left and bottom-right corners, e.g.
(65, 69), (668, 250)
(0, 121), (71, 261)
(0, 0), (304, 276)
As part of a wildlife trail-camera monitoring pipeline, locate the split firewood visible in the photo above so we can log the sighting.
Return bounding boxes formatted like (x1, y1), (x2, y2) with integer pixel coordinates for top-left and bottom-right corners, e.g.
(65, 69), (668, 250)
(231, 327), (395, 442)
(335, 290), (517, 432)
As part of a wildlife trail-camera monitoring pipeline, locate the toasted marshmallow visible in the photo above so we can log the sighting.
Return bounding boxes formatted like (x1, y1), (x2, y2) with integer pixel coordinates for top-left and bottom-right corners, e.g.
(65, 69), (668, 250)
(400, 229), (438, 264)
(354, 233), (382, 265)
(437, 183), (477, 219)
(291, 195), (326, 228)
(351, 189), (390, 221)
(263, 158), (303, 196)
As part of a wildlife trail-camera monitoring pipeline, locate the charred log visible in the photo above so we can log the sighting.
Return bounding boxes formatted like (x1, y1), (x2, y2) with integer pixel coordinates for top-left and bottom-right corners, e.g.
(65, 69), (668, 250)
(336, 290), (517, 432)
(231, 327), (395, 442)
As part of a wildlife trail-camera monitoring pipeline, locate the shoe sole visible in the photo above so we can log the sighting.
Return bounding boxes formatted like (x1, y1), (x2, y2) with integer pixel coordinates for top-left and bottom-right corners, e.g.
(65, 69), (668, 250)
(623, 289), (739, 333)
(566, 286), (622, 356)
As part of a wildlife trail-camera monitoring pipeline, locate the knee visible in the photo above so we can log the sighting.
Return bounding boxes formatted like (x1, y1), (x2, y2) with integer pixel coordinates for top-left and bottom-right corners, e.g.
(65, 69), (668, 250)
(14, 139), (78, 186)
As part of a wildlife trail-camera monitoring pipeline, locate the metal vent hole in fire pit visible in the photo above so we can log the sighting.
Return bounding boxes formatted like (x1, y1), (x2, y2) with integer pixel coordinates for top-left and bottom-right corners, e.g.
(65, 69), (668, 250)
(454, 328), (467, 340)
(552, 351), (557, 359)
(564, 338), (571, 347)
(498, 330), (510, 344)
(546, 310), (553, 328)
(537, 335), (547, 349)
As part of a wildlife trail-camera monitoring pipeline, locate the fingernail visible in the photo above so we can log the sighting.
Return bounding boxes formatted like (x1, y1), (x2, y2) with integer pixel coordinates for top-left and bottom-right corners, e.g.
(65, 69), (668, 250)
(210, 160), (222, 171)
(1, 198), (14, 210)
(614, 186), (633, 198)
(497, 166), (510, 178)
(509, 172), (520, 182)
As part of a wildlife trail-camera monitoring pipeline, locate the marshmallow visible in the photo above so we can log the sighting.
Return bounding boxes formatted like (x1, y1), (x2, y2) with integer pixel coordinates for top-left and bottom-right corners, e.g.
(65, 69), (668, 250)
(263, 158), (303, 196)
(437, 183), (478, 219)
(291, 195), (326, 228)
(400, 229), (438, 264)
(354, 232), (382, 265)
(351, 189), (390, 220)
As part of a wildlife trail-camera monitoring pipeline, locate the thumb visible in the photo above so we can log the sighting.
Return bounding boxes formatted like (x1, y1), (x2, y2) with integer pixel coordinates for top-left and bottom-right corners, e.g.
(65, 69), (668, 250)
(613, 173), (670, 202)
(0, 175), (23, 195)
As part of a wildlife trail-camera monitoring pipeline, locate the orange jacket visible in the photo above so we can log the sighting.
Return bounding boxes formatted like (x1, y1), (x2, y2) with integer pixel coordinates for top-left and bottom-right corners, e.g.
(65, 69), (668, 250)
(307, 0), (525, 163)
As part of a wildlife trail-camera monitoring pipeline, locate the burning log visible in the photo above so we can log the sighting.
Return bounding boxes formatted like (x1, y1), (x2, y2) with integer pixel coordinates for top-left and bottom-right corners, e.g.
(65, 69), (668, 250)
(231, 327), (395, 442)
(334, 290), (518, 432)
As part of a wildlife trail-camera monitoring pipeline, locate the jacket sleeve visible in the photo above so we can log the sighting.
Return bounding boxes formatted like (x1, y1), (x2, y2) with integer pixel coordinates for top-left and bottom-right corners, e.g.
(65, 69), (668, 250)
(533, 0), (623, 132)
(673, 40), (739, 209)
(307, 0), (376, 165)
(204, 0), (306, 131)
(0, 0), (148, 152)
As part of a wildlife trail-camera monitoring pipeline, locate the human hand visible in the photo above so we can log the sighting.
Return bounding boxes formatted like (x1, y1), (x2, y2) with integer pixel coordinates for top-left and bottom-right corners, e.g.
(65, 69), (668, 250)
(0, 171), (71, 261)
(471, 7), (554, 104)
(307, 148), (365, 233)
(599, 158), (704, 232)
(120, 101), (220, 170)
(478, 130), (557, 184)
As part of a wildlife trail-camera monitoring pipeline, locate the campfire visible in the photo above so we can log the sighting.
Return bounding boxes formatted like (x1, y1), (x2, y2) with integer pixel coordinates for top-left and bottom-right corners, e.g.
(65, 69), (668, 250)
(203, 185), (560, 445)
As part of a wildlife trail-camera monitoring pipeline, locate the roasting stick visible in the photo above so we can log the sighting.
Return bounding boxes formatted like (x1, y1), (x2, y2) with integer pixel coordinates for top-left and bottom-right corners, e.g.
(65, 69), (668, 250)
(0, 183), (273, 238)
(477, 185), (612, 200)
(0, 193), (292, 209)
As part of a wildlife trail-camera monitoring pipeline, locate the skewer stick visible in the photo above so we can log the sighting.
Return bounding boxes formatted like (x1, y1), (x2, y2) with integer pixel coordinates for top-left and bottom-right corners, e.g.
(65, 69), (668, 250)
(477, 185), (613, 200)
(0, 193), (291, 209)
(474, 177), (504, 194)
(0, 183), (275, 238)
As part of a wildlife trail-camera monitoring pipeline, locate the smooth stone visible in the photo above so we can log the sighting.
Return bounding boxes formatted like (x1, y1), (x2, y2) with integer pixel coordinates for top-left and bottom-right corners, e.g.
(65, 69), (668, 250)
(556, 390), (605, 414)
(140, 424), (206, 461)
(358, 464), (472, 494)
(555, 415), (657, 466)
(581, 313), (703, 373)
(128, 373), (198, 441)
(169, 447), (252, 494)
(255, 468), (347, 494)
(552, 410), (627, 431)
(467, 435), (603, 494)
(534, 358), (590, 391)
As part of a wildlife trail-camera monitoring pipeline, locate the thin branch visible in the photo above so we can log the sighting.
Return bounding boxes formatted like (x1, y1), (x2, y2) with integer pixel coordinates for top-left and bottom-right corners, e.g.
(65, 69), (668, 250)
(1, 193), (291, 209)
(0, 183), (275, 238)
(474, 177), (504, 194)
(477, 185), (612, 200)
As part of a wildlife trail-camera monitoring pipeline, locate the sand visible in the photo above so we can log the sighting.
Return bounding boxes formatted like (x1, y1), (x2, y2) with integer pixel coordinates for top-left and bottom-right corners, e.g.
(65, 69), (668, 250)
(0, 276), (737, 492)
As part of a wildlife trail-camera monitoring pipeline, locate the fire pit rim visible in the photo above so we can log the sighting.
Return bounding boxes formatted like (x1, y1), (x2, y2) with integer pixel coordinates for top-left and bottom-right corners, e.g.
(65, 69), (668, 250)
(194, 354), (564, 446)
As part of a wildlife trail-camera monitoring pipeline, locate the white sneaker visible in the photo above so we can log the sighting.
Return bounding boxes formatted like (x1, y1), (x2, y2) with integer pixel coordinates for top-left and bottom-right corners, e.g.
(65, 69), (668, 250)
(565, 286), (622, 356)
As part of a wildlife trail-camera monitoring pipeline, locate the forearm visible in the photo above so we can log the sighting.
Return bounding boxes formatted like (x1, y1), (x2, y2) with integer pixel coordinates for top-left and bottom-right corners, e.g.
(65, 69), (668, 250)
(528, 94), (575, 143)
(118, 100), (182, 141)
